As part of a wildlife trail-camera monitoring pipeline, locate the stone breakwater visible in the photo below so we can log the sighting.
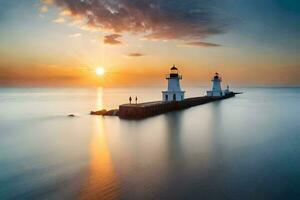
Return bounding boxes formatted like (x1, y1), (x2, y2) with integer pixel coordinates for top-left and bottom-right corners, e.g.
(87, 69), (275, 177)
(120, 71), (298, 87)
(90, 92), (237, 119)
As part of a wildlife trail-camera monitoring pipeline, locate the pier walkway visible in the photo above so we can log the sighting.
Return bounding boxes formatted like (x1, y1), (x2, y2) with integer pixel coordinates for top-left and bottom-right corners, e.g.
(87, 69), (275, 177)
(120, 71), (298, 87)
(119, 92), (235, 119)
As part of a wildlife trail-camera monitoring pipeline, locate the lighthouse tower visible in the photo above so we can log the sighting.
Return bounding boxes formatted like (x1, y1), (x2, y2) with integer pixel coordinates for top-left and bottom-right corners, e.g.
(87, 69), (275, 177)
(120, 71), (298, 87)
(162, 65), (185, 101)
(207, 72), (224, 97)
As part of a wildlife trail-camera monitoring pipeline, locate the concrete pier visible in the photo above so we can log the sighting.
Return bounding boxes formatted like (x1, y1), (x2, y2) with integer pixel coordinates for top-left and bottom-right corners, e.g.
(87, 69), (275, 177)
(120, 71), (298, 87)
(119, 92), (236, 119)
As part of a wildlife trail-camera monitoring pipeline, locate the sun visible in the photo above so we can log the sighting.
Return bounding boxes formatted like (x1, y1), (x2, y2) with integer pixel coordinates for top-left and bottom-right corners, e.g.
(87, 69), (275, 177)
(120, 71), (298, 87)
(96, 67), (105, 76)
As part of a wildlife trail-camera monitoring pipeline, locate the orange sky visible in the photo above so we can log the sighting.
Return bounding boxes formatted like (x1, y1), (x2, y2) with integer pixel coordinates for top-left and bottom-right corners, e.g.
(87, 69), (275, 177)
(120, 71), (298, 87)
(0, 0), (299, 87)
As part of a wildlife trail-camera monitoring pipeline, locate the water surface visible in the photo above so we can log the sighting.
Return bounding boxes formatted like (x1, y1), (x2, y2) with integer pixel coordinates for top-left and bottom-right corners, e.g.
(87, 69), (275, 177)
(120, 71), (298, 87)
(0, 87), (299, 199)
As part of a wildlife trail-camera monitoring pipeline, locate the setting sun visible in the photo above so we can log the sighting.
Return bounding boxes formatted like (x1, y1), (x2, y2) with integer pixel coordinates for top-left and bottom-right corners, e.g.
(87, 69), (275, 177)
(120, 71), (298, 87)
(96, 67), (105, 76)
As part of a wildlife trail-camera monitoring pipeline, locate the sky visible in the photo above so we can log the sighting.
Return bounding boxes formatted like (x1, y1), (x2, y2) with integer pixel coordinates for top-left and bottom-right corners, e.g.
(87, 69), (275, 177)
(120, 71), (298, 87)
(0, 0), (299, 87)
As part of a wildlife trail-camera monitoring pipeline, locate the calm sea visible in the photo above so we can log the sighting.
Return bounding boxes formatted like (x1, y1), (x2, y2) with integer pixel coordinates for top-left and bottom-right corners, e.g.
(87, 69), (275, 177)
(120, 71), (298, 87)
(0, 87), (299, 200)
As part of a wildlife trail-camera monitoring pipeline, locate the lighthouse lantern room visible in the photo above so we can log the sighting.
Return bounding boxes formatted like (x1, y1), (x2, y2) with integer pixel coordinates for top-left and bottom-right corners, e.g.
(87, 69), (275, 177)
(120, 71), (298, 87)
(162, 65), (185, 101)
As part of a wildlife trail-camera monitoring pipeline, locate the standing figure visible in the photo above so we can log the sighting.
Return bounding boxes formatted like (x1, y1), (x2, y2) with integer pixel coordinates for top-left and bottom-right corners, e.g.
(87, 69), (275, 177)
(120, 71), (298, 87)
(129, 96), (132, 104)
(135, 96), (138, 104)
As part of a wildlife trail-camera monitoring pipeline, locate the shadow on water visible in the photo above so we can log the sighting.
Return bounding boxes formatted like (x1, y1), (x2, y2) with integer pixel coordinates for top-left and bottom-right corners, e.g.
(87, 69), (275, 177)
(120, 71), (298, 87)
(163, 111), (185, 173)
(160, 111), (186, 199)
(160, 101), (227, 200)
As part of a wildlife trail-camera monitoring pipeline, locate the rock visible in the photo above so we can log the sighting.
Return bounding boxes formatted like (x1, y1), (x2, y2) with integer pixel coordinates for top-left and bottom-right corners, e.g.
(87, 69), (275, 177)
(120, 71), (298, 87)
(90, 109), (119, 116)
(90, 109), (107, 115)
(68, 114), (75, 117)
(103, 109), (119, 116)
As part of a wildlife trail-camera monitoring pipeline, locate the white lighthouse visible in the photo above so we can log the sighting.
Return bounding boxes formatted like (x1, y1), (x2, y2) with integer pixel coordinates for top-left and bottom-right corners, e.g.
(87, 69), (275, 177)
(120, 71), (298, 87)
(207, 72), (224, 97)
(162, 65), (185, 101)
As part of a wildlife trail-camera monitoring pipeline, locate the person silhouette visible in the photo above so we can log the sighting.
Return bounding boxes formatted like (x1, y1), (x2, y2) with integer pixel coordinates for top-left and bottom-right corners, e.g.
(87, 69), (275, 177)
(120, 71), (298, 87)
(135, 96), (138, 104)
(129, 96), (132, 104)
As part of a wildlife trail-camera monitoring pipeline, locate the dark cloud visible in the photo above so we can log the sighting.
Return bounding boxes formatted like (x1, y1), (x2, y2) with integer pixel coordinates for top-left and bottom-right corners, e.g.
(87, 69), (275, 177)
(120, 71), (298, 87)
(126, 53), (144, 57)
(51, 0), (231, 41)
(103, 34), (122, 45)
(183, 41), (221, 47)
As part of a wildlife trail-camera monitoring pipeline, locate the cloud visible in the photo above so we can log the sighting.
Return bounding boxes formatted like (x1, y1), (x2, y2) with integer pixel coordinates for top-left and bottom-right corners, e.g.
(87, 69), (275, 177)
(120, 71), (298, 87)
(103, 34), (122, 45)
(53, 17), (65, 23)
(69, 33), (82, 38)
(42, 0), (53, 4)
(126, 53), (145, 57)
(182, 41), (221, 47)
(50, 0), (231, 41)
(39, 5), (48, 13)
(59, 9), (72, 16)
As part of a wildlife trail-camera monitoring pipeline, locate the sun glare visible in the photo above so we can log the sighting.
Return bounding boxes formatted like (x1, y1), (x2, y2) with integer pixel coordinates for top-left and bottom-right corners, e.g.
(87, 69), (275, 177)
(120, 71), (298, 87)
(96, 67), (105, 76)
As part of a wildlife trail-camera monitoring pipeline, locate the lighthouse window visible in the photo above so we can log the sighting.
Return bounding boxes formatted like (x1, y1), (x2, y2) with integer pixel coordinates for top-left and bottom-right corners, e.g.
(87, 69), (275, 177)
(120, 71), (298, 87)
(173, 94), (176, 101)
(166, 95), (168, 101)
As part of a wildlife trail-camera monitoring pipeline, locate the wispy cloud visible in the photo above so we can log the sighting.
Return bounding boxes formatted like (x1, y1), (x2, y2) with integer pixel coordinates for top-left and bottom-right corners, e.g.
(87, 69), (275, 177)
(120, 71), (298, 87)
(59, 9), (71, 16)
(42, 0), (53, 4)
(39, 5), (48, 13)
(181, 41), (222, 48)
(103, 34), (122, 45)
(69, 33), (82, 38)
(126, 53), (145, 57)
(50, 0), (232, 41)
(53, 17), (65, 23)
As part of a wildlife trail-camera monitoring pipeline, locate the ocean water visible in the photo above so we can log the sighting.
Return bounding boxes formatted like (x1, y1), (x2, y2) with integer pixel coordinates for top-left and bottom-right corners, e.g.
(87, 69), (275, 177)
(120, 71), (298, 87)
(0, 87), (299, 200)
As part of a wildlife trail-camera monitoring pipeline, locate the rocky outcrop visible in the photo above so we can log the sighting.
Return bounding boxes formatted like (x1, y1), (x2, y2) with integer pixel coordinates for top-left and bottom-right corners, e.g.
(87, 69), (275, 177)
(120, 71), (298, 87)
(103, 109), (119, 116)
(90, 109), (107, 115)
(90, 109), (119, 116)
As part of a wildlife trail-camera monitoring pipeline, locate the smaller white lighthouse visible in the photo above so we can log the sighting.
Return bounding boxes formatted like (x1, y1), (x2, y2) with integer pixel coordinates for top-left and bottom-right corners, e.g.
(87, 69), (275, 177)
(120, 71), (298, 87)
(162, 65), (185, 101)
(207, 72), (224, 97)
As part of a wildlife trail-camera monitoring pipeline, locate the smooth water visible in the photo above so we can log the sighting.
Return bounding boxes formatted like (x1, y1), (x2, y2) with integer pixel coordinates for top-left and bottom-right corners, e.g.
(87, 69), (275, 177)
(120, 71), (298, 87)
(0, 87), (299, 200)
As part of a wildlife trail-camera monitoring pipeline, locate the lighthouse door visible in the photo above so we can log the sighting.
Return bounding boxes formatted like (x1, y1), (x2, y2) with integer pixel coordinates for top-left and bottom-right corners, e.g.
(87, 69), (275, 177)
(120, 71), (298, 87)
(173, 94), (176, 101)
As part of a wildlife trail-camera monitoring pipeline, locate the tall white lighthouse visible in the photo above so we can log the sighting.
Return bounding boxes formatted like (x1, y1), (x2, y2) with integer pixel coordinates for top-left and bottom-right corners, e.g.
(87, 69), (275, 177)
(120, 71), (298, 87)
(162, 65), (185, 101)
(207, 72), (224, 97)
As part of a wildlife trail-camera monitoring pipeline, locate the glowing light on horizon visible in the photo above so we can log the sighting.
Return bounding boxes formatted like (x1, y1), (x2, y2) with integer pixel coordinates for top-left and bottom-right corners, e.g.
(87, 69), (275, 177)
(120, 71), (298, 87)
(96, 67), (105, 76)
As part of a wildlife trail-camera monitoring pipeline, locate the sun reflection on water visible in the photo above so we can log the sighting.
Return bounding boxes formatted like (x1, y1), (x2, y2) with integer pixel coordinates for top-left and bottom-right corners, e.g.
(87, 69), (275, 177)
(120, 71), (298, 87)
(96, 87), (104, 110)
(79, 89), (119, 200)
